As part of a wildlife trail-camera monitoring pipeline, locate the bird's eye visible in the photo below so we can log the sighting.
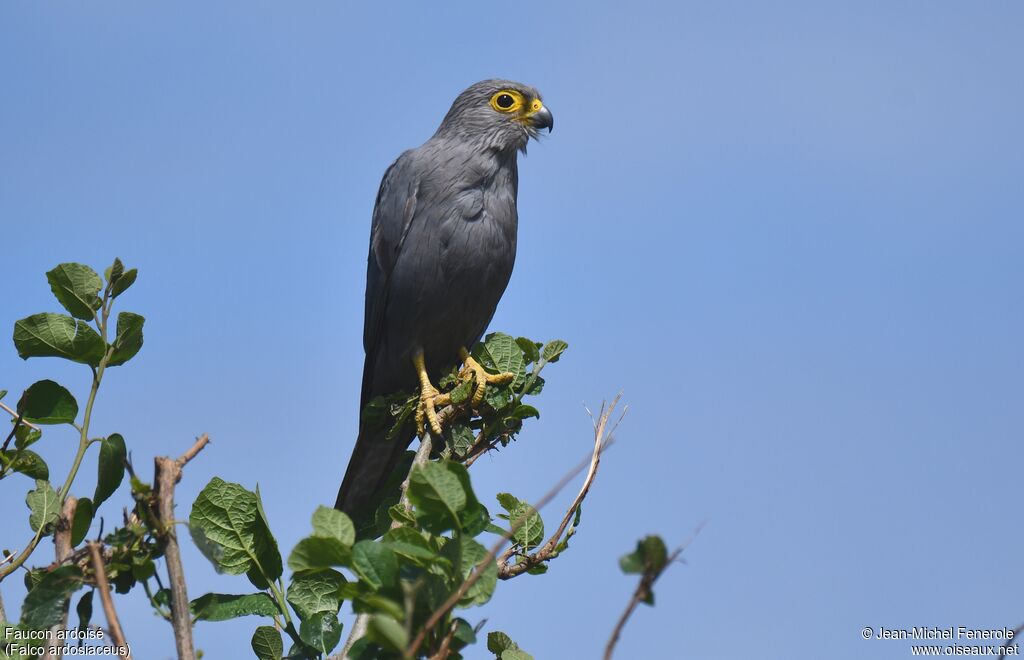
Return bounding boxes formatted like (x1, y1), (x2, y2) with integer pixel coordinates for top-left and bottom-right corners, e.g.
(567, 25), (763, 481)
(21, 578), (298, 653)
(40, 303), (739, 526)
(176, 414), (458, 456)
(489, 90), (524, 113)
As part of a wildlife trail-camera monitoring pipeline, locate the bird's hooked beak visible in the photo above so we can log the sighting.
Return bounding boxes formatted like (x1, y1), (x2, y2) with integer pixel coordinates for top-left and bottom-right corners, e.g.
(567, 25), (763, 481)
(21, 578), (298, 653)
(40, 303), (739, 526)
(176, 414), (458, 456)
(528, 105), (554, 133)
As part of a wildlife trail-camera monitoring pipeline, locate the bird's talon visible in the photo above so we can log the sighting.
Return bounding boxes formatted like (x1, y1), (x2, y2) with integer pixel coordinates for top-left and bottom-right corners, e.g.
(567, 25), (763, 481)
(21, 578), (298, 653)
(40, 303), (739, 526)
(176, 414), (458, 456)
(416, 384), (451, 437)
(460, 355), (514, 406)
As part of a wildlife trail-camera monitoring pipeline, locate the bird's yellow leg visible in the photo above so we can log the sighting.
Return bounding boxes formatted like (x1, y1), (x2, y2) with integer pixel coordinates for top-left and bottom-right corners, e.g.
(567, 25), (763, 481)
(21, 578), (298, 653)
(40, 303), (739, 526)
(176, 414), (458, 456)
(459, 347), (514, 406)
(414, 350), (451, 437)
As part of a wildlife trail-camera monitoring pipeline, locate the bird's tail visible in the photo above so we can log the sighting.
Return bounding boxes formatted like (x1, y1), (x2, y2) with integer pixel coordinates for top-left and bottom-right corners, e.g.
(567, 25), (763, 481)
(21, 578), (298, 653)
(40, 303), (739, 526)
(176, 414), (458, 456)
(334, 415), (416, 524)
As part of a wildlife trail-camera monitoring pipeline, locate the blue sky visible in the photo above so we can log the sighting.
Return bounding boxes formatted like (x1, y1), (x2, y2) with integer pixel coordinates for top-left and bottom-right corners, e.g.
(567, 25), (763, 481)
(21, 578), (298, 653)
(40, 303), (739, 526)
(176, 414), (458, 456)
(2, 2), (1022, 658)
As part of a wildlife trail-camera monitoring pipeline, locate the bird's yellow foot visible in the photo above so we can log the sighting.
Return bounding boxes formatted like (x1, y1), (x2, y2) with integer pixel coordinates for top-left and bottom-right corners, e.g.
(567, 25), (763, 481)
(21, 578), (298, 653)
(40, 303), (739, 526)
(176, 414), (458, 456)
(415, 382), (451, 437)
(459, 347), (514, 406)
(413, 350), (451, 436)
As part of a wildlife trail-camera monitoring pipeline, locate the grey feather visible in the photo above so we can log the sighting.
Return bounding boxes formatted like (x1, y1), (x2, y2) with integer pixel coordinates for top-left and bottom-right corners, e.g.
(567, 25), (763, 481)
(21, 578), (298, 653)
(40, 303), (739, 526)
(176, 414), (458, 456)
(336, 80), (551, 518)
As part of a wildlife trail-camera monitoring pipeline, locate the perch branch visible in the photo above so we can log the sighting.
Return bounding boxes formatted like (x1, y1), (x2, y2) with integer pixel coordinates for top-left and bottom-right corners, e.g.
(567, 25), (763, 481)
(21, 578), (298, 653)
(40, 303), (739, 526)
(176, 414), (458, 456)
(88, 542), (132, 659)
(154, 433), (210, 660)
(407, 396), (623, 658)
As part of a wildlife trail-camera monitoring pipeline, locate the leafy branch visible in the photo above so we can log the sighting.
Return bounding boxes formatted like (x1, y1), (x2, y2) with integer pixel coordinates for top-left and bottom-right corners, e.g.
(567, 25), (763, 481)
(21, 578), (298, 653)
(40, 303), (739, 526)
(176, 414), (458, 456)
(1, 260), (689, 660)
(604, 525), (704, 660)
(405, 394), (622, 658)
(1, 259), (141, 582)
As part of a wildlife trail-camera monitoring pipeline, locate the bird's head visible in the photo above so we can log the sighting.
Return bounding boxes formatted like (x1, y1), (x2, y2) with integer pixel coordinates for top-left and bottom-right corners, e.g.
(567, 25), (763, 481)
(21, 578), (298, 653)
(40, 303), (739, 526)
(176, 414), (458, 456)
(434, 79), (553, 152)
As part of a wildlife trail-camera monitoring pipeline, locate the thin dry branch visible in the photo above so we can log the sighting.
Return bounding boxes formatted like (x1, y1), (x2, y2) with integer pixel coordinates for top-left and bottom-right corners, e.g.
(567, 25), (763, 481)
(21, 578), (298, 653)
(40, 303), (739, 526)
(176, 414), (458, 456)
(154, 433), (210, 660)
(42, 497), (78, 660)
(498, 395), (624, 578)
(427, 620), (459, 660)
(407, 396), (623, 658)
(1, 399), (40, 432)
(603, 524), (704, 660)
(88, 542), (132, 660)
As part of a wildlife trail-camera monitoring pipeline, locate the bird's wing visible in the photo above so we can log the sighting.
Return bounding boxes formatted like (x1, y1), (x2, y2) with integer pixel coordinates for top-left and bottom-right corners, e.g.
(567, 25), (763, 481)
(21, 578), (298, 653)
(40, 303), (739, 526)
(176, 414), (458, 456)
(361, 151), (419, 406)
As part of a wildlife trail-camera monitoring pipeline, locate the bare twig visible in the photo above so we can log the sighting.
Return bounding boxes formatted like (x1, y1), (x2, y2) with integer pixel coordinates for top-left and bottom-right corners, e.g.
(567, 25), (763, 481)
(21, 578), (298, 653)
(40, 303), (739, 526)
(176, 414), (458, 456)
(0, 585), (6, 623)
(427, 620), (459, 660)
(498, 395), (624, 578)
(457, 429), (493, 467)
(1, 399), (40, 432)
(154, 433), (209, 660)
(604, 524), (704, 660)
(336, 614), (369, 660)
(407, 396), (622, 658)
(88, 542), (132, 659)
(43, 497), (78, 660)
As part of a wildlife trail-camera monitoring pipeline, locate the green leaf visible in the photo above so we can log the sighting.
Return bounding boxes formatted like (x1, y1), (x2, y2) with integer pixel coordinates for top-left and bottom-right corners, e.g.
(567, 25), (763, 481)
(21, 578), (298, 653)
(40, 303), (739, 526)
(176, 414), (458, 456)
(619, 535), (669, 575)
(46, 263), (103, 320)
(483, 383), (512, 411)
(287, 536), (351, 572)
(252, 485), (283, 583)
(381, 527), (436, 564)
(367, 614), (408, 653)
(443, 536), (497, 607)
(287, 569), (346, 620)
(299, 611), (342, 655)
(93, 433), (127, 508)
(515, 337), (541, 364)
(510, 404), (540, 421)
(21, 565), (84, 628)
(448, 379), (473, 405)
(496, 493), (543, 550)
(104, 258), (125, 285)
(487, 631), (517, 654)
(407, 462), (466, 533)
(107, 312), (145, 367)
(27, 479), (60, 533)
(111, 268), (138, 299)
(351, 541), (398, 591)
(75, 590), (94, 638)
(352, 593), (404, 620)
(541, 339), (568, 363)
(3, 449), (49, 479)
(310, 505), (355, 546)
(189, 477), (283, 585)
(19, 380), (78, 424)
(14, 424), (41, 450)
(387, 504), (417, 529)
(71, 497), (94, 546)
(445, 461), (489, 537)
(523, 375), (545, 396)
(13, 313), (106, 366)
(251, 625), (284, 660)
(475, 332), (527, 387)
(503, 650), (535, 660)
(444, 423), (476, 458)
(190, 592), (279, 621)
(449, 617), (476, 651)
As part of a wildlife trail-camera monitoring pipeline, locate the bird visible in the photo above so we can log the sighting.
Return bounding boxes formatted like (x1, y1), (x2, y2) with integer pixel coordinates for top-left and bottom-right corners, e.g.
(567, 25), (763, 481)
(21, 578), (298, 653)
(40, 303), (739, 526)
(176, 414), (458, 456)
(334, 79), (553, 520)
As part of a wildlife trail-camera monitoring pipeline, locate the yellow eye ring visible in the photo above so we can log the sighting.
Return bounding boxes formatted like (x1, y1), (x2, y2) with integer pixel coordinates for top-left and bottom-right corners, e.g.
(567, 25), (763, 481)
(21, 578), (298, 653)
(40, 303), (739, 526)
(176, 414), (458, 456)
(490, 90), (524, 113)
